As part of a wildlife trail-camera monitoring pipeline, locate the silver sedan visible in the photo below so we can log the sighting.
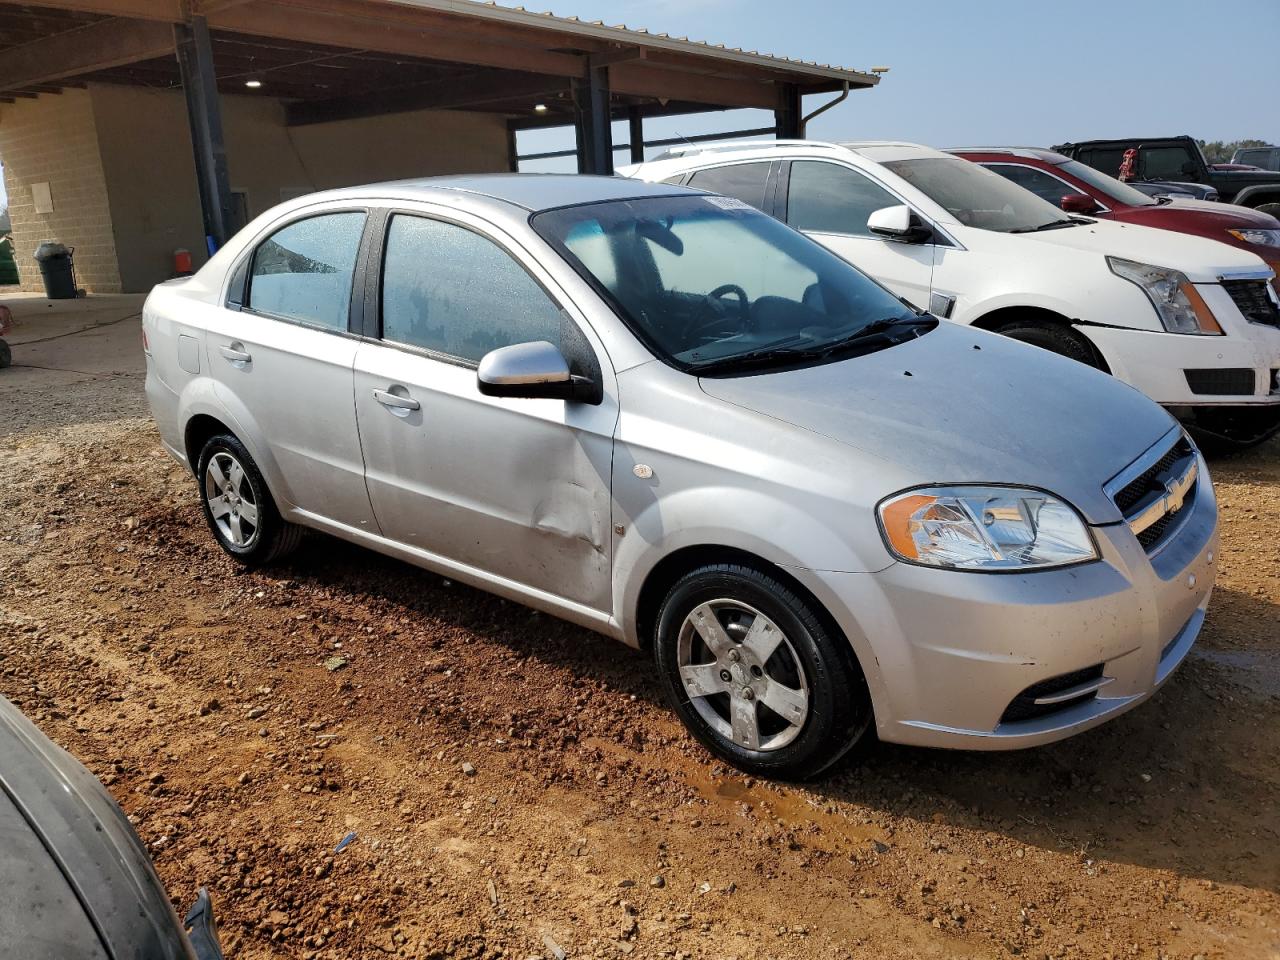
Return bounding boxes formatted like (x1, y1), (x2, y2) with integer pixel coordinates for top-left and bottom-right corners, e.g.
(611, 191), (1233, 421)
(143, 175), (1217, 779)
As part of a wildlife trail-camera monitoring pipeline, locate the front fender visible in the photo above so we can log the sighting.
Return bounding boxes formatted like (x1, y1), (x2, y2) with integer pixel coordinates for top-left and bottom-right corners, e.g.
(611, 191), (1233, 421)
(613, 483), (893, 648)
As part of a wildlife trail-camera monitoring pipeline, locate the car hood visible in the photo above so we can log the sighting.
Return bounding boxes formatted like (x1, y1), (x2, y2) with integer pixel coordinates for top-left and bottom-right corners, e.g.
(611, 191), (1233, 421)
(1009, 217), (1268, 281)
(0, 696), (194, 960)
(1155, 198), (1280, 227)
(698, 322), (1176, 524)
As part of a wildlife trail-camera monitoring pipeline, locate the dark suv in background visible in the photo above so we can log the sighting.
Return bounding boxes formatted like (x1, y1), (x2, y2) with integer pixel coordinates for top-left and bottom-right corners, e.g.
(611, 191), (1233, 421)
(1054, 135), (1280, 216)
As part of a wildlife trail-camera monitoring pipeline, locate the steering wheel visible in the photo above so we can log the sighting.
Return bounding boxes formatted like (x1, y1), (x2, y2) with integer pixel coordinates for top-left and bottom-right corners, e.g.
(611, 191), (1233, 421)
(681, 283), (751, 344)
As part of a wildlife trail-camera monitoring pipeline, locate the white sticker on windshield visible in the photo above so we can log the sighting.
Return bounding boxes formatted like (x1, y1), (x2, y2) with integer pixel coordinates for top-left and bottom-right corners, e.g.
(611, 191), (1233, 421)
(704, 196), (754, 211)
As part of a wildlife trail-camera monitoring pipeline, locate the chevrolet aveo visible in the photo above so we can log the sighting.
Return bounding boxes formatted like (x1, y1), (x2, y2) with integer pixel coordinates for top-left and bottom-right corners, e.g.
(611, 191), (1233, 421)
(144, 175), (1218, 779)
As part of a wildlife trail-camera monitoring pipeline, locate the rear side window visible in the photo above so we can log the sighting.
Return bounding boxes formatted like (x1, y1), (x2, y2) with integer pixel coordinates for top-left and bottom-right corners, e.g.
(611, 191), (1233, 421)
(248, 211), (366, 330)
(1079, 148), (1126, 177)
(380, 214), (563, 363)
(986, 163), (1086, 205)
(687, 162), (771, 211)
(1142, 145), (1197, 181)
(787, 161), (899, 236)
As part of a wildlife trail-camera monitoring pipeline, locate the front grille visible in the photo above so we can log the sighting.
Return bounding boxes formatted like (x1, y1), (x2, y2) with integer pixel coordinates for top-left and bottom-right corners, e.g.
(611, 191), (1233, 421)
(1223, 279), (1280, 327)
(1110, 435), (1197, 554)
(1113, 437), (1193, 513)
(1000, 664), (1105, 724)
(1184, 368), (1255, 396)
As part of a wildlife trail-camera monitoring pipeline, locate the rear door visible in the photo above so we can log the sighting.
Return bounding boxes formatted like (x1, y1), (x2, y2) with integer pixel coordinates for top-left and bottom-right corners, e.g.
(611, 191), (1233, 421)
(203, 206), (377, 530)
(779, 159), (936, 310)
(351, 206), (618, 611)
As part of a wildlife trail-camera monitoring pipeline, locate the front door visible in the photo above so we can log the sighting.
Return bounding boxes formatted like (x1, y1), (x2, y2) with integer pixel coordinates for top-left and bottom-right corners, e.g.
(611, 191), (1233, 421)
(782, 159), (937, 311)
(352, 210), (617, 611)
(203, 208), (377, 531)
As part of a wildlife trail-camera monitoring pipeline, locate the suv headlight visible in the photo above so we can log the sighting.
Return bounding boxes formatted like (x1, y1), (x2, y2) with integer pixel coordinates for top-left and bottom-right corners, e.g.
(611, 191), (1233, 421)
(1227, 227), (1280, 248)
(1107, 257), (1223, 335)
(878, 486), (1098, 571)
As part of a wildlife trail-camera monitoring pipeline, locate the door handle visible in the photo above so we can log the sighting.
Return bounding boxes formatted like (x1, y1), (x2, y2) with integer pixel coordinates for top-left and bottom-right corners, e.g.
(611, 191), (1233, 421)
(373, 387), (420, 411)
(219, 343), (252, 365)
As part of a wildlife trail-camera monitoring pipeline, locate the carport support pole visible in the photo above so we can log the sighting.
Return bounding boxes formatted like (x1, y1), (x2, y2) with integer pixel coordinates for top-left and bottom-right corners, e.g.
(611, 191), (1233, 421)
(175, 15), (234, 253)
(775, 83), (802, 139)
(573, 59), (613, 175)
(628, 107), (645, 164)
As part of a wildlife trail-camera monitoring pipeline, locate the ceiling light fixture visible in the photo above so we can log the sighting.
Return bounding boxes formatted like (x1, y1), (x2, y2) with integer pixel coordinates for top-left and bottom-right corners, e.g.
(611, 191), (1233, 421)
(534, 103), (548, 113)
(245, 79), (263, 88)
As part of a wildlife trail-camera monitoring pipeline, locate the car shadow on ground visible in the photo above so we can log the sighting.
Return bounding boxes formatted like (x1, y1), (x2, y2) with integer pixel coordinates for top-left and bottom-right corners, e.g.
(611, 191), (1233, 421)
(261, 534), (1280, 895)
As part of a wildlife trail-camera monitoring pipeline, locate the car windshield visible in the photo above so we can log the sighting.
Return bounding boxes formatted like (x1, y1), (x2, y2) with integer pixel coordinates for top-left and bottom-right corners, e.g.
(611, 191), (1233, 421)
(531, 195), (929, 373)
(1057, 159), (1157, 207)
(883, 157), (1079, 232)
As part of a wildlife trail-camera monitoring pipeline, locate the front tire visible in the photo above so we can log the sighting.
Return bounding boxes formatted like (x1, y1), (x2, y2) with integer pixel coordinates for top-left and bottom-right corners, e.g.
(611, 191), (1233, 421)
(654, 563), (872, 780)
(196, 433), (302, 566)
(996, 318), (1102, 369)
(1253, 202), (1280, 219)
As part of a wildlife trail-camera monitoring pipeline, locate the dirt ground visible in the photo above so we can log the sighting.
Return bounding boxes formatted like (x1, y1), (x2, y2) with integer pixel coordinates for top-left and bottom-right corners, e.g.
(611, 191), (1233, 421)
(0, 301), (1277, 960)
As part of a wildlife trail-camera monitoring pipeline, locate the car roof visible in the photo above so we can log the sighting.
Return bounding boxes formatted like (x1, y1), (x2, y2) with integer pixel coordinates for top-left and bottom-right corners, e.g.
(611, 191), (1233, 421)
(948, 147), (1071, 164)
(289, 173), (694, 213)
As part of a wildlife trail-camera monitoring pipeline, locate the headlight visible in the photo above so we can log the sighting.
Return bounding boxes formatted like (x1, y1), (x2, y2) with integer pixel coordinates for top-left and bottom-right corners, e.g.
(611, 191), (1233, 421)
(878, 486), (1098, 571)
(1107, 257), (1223, 335)
(1227, 227), (1280, 248)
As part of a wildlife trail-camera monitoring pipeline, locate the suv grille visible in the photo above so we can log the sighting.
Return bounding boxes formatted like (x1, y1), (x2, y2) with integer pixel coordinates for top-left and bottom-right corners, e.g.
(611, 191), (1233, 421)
(1223, 279), (1280, 327)
(1110, 435), (1198, 553)
(1184, 368), (1255, 396)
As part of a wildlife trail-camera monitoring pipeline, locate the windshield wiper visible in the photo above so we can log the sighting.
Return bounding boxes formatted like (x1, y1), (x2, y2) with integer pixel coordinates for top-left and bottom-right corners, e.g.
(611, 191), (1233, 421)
(1008, 218), (1084, 234)
(691, 317), (931, 375)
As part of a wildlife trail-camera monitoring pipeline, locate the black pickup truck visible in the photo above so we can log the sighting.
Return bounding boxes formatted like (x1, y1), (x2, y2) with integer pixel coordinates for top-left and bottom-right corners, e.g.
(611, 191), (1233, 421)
(1053, 135), (1280, 216)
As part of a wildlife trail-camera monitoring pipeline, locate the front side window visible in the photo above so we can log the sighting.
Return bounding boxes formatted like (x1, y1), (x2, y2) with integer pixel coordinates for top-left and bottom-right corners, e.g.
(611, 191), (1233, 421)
(532, 195), (930, 374)
(787, 161), (900, 236)
(687, 162), (772, 211)
(380, 214), (563, 363)
(248, 211), (366, 330)
(883, 157), (1075, 233)
(985, 163), (1086, 206)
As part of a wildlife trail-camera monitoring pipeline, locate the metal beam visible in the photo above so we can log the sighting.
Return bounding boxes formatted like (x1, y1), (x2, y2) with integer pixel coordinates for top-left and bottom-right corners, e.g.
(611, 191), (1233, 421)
(628, 106), (644, 164)
(286, 69), (569, 126)
(174, 15), (234, 251)
(0, 17), (173, 90)
(611, 62), (775, 110)
(774, 82), (802, 138)
(572, 58), (612, 175)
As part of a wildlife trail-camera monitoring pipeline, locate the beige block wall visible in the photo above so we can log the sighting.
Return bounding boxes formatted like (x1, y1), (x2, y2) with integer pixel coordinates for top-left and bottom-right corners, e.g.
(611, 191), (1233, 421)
(0, 88), (122, 293)
(91, 84), (512, 292)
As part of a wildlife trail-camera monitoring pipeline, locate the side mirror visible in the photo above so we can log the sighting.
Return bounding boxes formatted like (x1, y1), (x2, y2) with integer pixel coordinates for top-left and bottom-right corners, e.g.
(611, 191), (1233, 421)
(477, 340), (586, 401)
(867, 205), (931, 243)
(1060, 193), (1099, 214)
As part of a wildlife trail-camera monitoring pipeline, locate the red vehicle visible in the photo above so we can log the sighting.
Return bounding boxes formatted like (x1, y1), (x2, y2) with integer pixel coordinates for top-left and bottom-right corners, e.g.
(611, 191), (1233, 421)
(952, 148), (1280, 296)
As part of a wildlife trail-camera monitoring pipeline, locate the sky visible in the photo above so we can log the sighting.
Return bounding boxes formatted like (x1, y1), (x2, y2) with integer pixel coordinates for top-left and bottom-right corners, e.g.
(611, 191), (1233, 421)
(512, 0), (1280, 169)
(2, 0), (1277, 203)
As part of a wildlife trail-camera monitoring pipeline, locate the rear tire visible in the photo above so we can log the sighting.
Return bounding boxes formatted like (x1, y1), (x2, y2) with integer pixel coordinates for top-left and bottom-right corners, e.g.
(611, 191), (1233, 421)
(0, 339), (10, 369)
(996, 318), (1102, 369)
(654, 563), (872, 781)
(196, 433), (302, 566)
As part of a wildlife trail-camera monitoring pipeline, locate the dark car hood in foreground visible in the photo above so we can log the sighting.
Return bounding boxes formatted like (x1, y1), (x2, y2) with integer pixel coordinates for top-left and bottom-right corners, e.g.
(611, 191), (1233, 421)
(0, 695), (194, 960)
(699, 322), (1176, 524)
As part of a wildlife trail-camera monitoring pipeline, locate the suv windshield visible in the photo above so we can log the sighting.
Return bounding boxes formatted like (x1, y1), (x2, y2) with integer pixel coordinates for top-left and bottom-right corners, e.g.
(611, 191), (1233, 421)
(531, 195), (930, 374)
(1057, 159), (1156, 207)
(883, 157), (1080, 233)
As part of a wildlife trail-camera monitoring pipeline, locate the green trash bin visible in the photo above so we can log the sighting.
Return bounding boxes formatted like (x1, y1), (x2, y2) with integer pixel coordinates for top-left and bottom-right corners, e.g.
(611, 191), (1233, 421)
(0, 236), (19, 287)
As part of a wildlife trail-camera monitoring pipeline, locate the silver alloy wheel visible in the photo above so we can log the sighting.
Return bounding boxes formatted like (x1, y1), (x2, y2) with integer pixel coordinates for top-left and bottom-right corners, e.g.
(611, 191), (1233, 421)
(676, 599), (810, 751)
(204, 451), (260, 548)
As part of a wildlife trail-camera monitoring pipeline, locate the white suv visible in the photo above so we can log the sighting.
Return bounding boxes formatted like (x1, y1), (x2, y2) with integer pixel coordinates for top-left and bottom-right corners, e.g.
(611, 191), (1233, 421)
(624, 140), (1280, 447)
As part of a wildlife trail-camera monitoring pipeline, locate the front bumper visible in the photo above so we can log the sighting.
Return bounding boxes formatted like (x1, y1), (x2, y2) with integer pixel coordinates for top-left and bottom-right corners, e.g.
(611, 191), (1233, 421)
(1079, 286), (1280, 408)
(795, 455), (1218, 750)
